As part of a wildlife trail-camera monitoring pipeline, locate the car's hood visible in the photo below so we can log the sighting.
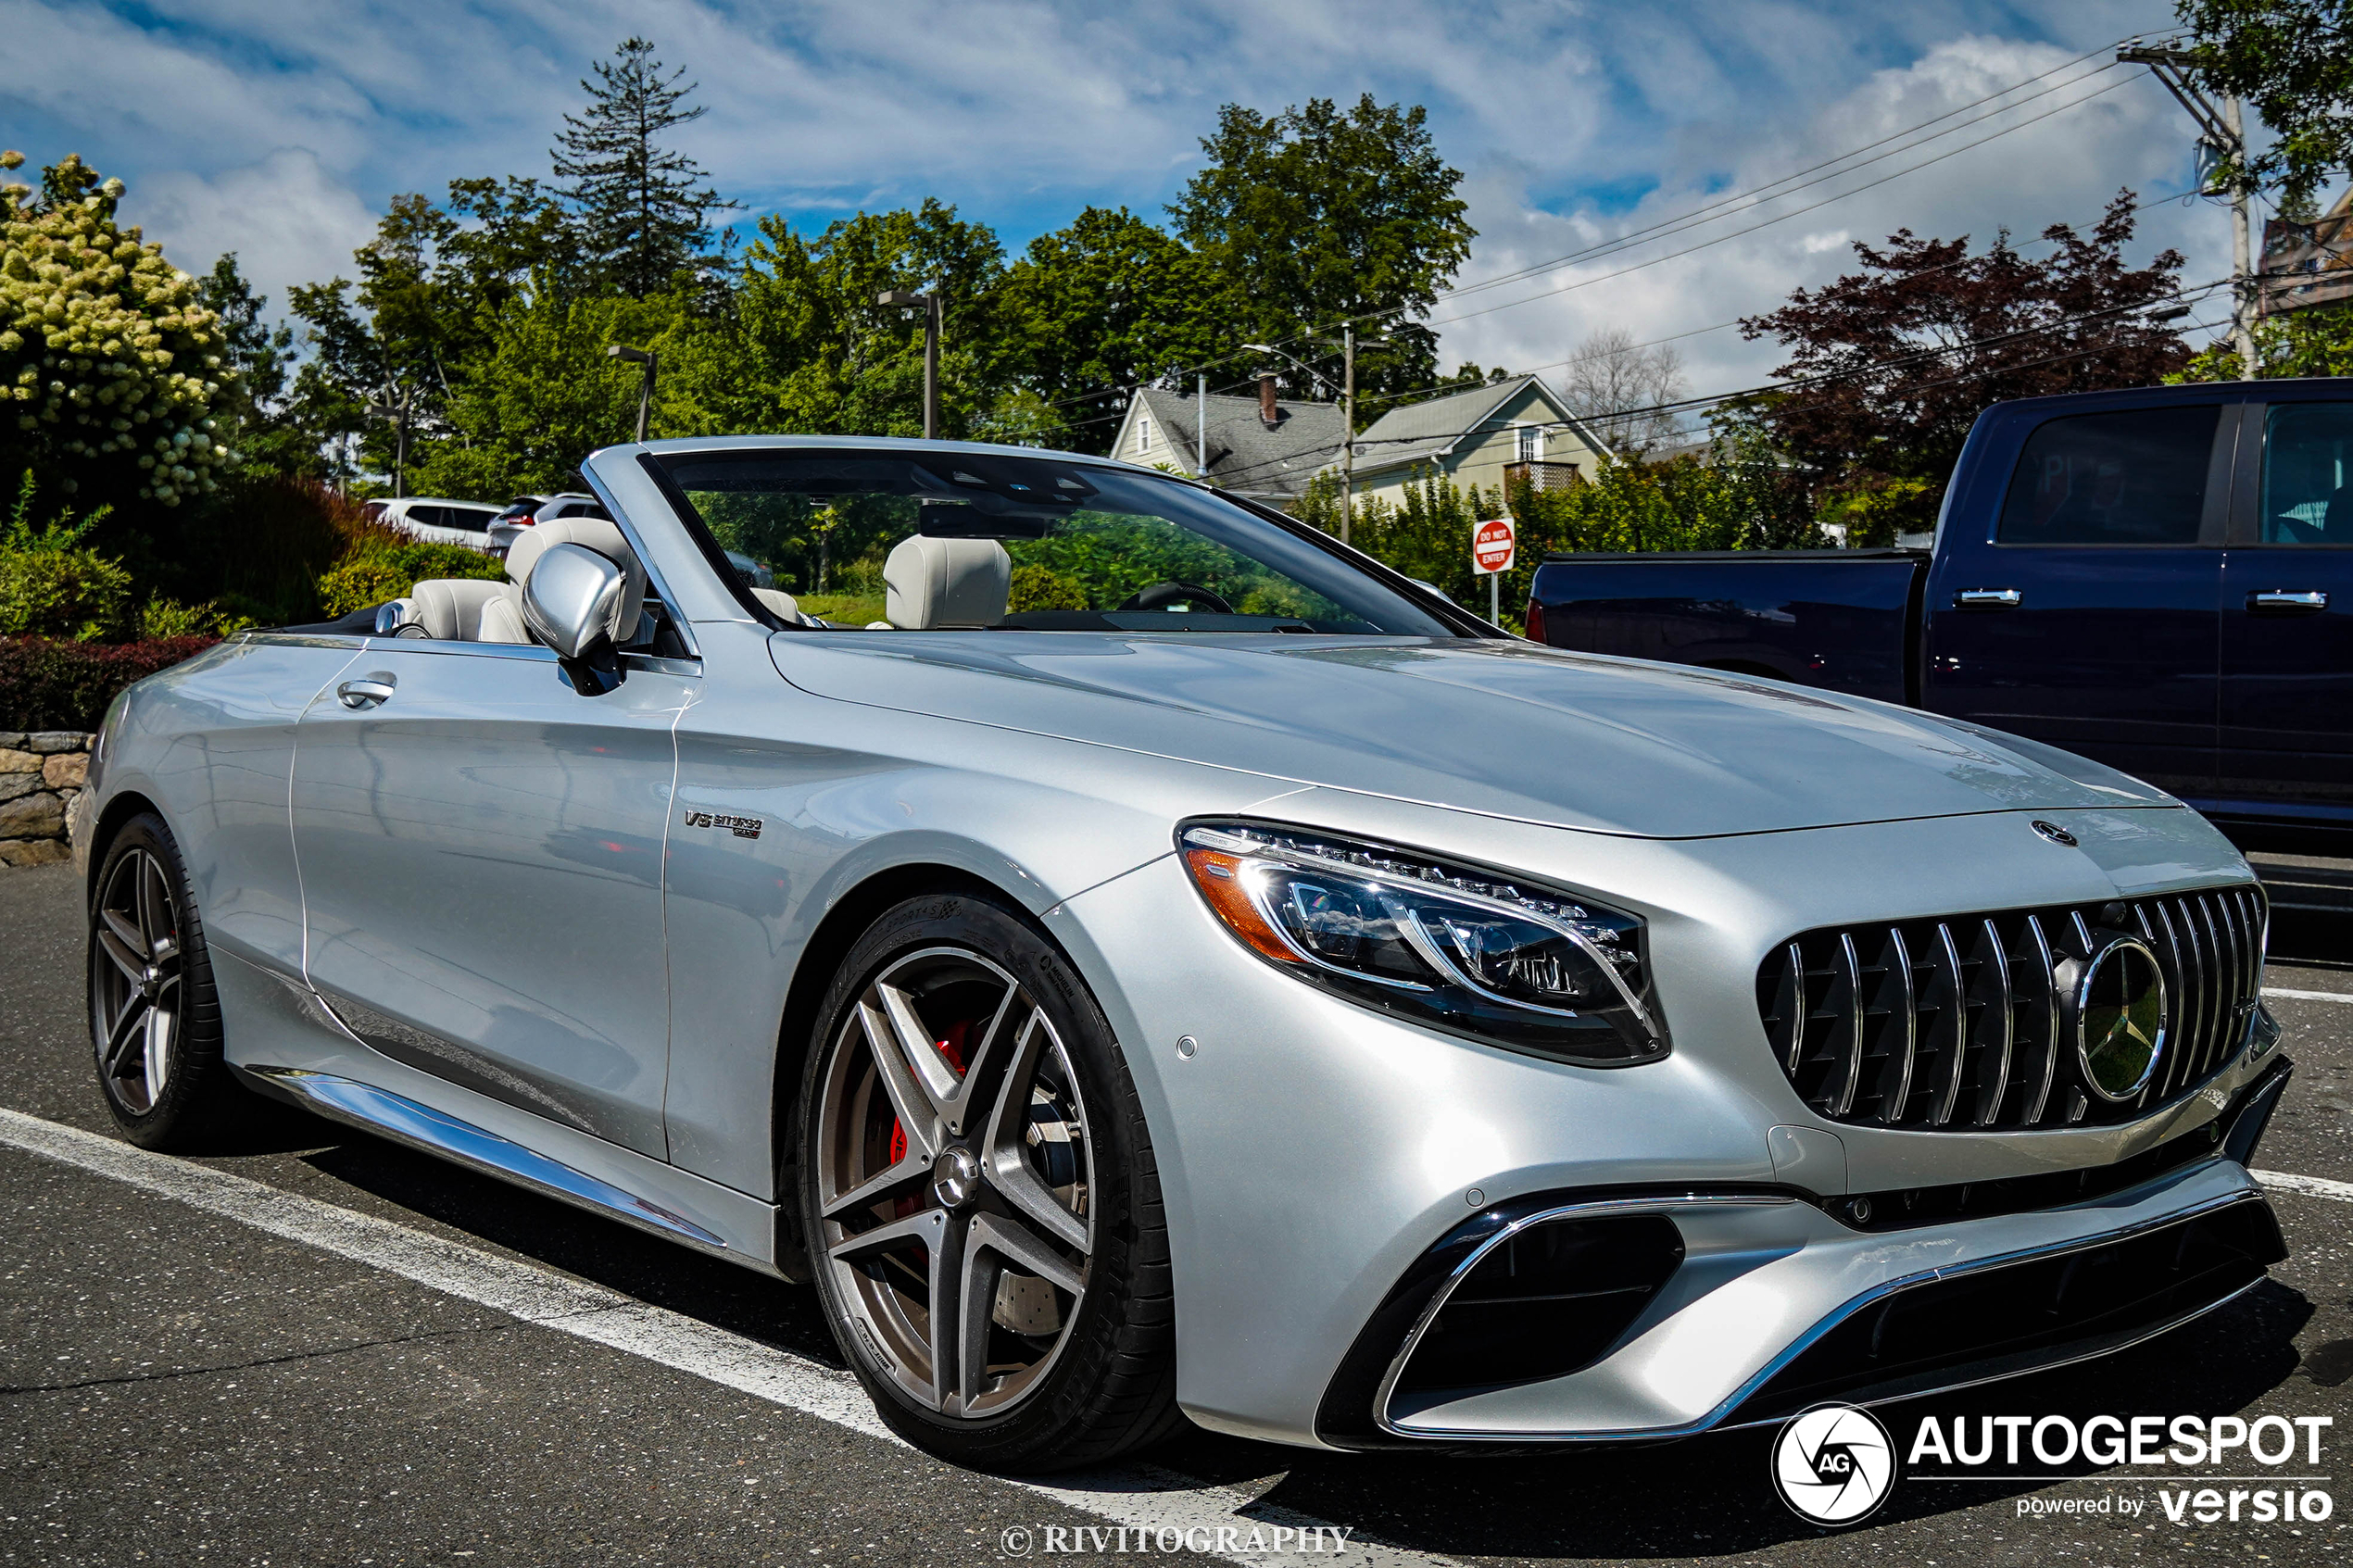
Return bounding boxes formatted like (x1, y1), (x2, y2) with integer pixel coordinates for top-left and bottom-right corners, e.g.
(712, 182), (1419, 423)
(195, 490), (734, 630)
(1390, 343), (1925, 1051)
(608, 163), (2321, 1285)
(769, 633), (2170, 839)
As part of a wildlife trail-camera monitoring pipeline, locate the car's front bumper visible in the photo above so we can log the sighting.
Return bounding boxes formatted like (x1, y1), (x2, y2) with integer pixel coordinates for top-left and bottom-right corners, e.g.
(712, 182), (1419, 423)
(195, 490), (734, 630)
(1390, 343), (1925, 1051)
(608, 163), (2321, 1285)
(1049, 797), (2286, 1449)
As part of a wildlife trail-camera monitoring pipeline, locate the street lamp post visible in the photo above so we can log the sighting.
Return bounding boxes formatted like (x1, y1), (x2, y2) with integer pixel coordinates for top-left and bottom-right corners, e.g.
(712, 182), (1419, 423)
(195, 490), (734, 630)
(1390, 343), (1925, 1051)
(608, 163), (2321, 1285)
(878, 290), (941, 439)
(607, 345), (658, 442)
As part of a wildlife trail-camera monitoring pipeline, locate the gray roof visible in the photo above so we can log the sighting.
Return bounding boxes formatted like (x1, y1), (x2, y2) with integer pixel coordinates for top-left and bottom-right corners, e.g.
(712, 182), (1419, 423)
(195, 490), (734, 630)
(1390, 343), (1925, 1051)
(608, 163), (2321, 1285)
(1350, 374), (1579, 476)
(1127, 386), (1346, 498)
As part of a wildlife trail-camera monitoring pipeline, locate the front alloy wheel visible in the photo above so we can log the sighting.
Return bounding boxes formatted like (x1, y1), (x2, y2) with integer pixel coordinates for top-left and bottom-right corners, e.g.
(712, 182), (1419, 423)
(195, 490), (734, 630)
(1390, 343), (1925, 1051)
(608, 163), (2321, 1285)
(816, 947), (1094, 1415)
(799, 894), (1176, 1470)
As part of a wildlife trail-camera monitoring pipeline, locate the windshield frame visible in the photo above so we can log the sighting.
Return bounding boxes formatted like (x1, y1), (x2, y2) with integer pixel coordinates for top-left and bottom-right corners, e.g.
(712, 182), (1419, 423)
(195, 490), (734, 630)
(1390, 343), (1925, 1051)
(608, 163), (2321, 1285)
(635, 443), (1502, 640)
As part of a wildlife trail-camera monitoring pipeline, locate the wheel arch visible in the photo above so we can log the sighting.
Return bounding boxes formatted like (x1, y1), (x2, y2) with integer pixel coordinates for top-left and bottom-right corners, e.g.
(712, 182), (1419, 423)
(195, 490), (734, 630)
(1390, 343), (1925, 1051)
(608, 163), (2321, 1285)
(83, 788), (164, 895)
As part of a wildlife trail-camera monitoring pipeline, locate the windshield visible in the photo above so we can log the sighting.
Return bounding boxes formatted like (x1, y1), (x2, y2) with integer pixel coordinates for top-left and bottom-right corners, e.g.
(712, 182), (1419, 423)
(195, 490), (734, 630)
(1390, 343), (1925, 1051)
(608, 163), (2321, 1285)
(649, 447), (1457, 636)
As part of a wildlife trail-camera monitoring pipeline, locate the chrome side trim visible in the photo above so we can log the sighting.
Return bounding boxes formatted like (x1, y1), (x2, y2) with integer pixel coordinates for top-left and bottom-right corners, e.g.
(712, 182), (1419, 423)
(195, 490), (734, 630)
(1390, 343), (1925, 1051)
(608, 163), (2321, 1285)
(248, 1066), (727, 1248)
(1376, 1183), (2268, 1444)
(1371, 1192), (1797, 1440)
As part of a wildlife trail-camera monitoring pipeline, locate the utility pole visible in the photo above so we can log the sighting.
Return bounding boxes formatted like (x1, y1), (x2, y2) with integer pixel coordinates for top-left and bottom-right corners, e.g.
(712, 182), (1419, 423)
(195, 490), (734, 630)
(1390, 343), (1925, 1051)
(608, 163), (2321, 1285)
(607, 345), (657, 442)
(878, 291), (941, 438)
(2120, 42), (2261, 379)
(365, 381), (413, 497)
(1324, 326), (1390, 546)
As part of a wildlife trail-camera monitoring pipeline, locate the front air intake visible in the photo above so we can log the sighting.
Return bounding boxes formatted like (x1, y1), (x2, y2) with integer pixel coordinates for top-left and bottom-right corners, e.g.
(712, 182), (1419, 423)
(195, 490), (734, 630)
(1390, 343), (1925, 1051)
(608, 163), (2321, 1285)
(1389, 1213), (1684, 1396)
(1756, 884), (2266, 1131)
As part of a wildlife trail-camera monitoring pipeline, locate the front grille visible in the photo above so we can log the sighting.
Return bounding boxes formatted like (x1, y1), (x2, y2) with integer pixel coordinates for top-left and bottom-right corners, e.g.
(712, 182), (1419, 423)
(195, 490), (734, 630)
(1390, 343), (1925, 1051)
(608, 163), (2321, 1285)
(1757, 884), (2267, 1131)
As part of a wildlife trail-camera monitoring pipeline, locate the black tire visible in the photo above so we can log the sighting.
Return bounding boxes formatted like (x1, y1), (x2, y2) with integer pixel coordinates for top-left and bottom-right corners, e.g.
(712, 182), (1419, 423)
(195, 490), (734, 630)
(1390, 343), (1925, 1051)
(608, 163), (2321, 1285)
(797, 890), (1181, 1471)
(87, 813), (250, 1148)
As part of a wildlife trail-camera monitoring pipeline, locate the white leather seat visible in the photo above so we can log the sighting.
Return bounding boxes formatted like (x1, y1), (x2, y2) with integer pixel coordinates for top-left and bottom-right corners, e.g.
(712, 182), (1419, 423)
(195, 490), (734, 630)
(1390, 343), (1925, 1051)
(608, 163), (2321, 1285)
(883, 535), (1011, 629)
(404, 579), (508, 642)
(481, 516), (648, 646)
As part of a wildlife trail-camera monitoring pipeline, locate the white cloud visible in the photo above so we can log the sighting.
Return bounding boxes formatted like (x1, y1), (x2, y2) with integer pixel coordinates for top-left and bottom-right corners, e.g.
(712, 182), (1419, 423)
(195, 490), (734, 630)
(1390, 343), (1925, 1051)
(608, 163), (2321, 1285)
(130, 149), (380, 306)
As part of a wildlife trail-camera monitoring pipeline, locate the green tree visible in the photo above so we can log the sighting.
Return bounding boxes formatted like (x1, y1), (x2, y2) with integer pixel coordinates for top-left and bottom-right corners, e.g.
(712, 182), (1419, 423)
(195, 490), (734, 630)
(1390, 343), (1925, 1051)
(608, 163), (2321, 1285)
(996, 207), (1217, 453)
(196, 255), (311, 480)
(2177, 0), (2353, 212)
(1170, 96), (1476, 404)
(0, 152), (232, 511)
(552, 37), (738, 298)
(675, 200), (1006, 442)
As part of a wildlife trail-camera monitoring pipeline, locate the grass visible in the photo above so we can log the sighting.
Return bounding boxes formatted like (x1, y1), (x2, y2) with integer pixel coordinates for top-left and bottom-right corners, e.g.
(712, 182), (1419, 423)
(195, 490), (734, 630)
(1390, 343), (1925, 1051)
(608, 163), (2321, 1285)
(794, 593), (887, 627)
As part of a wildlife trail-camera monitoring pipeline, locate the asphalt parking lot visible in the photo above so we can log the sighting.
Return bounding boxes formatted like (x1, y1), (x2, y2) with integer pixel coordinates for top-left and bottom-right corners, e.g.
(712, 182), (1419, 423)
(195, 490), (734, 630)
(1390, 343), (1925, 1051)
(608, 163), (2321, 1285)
(2, 857), (2349, 1568)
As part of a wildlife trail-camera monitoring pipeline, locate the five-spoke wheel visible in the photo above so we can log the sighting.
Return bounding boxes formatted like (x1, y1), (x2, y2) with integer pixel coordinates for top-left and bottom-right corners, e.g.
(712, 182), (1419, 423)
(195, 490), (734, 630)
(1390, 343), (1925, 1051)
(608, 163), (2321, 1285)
(813, 946), (1095, 1418)
(87, 814), (241, 1147)
(799, 893), (1176, 1470)
(91, 843), (184, 1113)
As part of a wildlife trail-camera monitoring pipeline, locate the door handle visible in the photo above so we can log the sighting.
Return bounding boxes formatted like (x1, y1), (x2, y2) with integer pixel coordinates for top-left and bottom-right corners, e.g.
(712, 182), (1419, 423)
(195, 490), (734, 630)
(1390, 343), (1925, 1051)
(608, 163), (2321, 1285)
(1955, 588), (2021, 609)
(336, 674), (396, 709)
(2247, 589), (2328, 613)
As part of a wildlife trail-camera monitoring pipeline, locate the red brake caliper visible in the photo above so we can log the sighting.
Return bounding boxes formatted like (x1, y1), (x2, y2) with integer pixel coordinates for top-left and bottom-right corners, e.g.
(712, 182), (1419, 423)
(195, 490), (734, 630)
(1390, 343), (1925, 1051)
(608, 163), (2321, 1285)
(887, 1022), (972, 1210)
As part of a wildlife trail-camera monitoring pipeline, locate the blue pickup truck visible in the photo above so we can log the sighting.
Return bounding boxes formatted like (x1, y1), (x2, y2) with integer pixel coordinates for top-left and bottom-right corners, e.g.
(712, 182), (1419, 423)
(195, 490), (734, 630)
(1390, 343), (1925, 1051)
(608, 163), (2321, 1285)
(1524, 381), (2353, 847)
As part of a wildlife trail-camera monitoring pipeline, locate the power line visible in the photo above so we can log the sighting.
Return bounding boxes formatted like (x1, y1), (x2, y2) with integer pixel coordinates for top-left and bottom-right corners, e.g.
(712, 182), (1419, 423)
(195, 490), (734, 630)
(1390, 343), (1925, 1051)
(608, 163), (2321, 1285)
(1438, 48), (2141, 307)
(1425, 69), (2143, 330)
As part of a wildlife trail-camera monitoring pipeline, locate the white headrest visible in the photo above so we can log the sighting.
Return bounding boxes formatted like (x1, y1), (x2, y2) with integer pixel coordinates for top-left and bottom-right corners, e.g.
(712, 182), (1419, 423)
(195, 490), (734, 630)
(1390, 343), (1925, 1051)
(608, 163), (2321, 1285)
(506, 516), (646, 643)
(884, 535), (1011, 629)
(406, 578), (507, 642)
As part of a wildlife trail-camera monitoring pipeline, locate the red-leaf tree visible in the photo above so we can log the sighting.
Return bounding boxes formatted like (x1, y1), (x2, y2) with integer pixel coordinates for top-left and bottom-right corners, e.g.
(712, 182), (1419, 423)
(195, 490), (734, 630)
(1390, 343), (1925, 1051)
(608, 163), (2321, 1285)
(1736, 193), (2192, 541)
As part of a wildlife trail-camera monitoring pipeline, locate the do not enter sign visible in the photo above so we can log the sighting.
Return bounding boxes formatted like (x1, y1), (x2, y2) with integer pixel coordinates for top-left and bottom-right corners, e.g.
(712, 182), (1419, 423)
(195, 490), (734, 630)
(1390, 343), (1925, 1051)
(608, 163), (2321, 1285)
(1472, 517), (1516, 574)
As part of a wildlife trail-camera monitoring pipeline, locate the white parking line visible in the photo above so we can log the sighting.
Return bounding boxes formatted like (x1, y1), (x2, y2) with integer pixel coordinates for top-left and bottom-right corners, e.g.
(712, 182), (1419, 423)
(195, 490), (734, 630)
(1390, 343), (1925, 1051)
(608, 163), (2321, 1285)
(2254, 1169), (2353, 1204)
(0, 1108), (1452, 1568)
(2264, 986), (2353, 1003)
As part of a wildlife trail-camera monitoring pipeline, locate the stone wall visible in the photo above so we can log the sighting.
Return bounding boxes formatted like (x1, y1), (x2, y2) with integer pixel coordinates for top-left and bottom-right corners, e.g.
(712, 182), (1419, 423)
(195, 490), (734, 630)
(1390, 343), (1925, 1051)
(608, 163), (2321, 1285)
(0, 731), (93, 868)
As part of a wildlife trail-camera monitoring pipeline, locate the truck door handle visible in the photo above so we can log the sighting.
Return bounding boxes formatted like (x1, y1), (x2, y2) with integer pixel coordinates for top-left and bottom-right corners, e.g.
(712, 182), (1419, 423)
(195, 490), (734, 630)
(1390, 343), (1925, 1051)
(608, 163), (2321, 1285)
(2247, 589), (2328, 613)
(336, 674), (396, 709)
(1956, 588), (2021, 609)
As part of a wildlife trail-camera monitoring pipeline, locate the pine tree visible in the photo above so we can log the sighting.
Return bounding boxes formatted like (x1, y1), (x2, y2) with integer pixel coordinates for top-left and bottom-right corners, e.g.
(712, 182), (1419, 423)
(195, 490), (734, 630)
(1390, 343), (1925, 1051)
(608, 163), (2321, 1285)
(551, 37), (737, 297)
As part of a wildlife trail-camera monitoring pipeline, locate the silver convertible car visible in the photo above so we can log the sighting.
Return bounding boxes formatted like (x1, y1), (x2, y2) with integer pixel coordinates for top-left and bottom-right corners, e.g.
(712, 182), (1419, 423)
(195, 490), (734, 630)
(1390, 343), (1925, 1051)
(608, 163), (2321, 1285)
(77, 436), (2292, 1471)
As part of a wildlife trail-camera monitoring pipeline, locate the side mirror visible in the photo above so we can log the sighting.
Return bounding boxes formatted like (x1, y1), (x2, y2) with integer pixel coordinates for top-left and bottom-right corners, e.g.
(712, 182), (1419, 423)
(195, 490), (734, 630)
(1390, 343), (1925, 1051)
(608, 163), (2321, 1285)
(522, 542), (627, 693)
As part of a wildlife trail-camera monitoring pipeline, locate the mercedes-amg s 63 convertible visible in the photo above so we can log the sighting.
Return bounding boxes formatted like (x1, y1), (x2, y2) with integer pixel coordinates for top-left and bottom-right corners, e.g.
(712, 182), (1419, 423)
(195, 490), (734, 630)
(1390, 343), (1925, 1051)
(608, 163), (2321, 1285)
(75, 436), (2292, 1471)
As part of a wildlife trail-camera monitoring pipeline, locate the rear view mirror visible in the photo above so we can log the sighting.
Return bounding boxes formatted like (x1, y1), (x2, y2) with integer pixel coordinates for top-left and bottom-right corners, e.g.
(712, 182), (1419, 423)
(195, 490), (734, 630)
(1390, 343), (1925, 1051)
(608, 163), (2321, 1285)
(522, 542), (627, 692)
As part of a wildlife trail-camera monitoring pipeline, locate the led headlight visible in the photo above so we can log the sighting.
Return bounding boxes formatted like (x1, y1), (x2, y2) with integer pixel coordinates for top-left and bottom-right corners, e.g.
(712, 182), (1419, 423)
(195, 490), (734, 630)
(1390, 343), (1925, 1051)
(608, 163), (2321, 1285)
(1178, 822), (1667, 1065)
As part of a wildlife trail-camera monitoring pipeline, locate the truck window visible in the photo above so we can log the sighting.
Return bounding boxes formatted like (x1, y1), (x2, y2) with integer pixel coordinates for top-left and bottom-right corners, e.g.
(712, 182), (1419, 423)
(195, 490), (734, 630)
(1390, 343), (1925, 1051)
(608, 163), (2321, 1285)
(1996, 406), (2217, 545)
(2259, 403), (2353, 544)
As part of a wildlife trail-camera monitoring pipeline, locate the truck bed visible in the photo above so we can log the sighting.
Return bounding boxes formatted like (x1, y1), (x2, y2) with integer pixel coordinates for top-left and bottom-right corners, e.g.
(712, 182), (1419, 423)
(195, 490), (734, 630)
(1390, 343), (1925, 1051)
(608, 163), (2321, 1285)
(1525, 549), (1929, 706)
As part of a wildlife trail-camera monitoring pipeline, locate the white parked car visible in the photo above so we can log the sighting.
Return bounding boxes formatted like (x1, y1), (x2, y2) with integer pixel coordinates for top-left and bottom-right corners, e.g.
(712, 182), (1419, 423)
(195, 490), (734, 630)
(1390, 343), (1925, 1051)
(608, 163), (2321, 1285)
(364, 496), (503, 552)
(488, 493), (604, 558)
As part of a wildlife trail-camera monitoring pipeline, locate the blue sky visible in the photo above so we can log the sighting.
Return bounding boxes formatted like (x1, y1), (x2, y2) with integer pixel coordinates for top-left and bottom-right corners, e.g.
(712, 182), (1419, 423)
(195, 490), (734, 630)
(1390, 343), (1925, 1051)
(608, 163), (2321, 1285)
(2, 0), (2250, 397)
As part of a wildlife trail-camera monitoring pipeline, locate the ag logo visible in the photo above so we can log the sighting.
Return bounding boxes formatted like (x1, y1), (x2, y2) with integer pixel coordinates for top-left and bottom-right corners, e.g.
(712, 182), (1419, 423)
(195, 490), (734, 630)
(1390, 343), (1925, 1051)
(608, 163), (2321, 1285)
(1772, 1403), (1895, 1525)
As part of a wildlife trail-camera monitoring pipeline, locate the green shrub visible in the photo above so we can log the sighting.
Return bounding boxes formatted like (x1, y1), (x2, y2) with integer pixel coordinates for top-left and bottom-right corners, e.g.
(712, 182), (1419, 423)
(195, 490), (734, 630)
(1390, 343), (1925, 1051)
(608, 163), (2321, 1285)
(137, 596), (251, 639)
(1007, 564), (1087, 612)
(0, 471), (132, 639)
(317, 542), (504, 618)
(0, 635), (219, 732)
